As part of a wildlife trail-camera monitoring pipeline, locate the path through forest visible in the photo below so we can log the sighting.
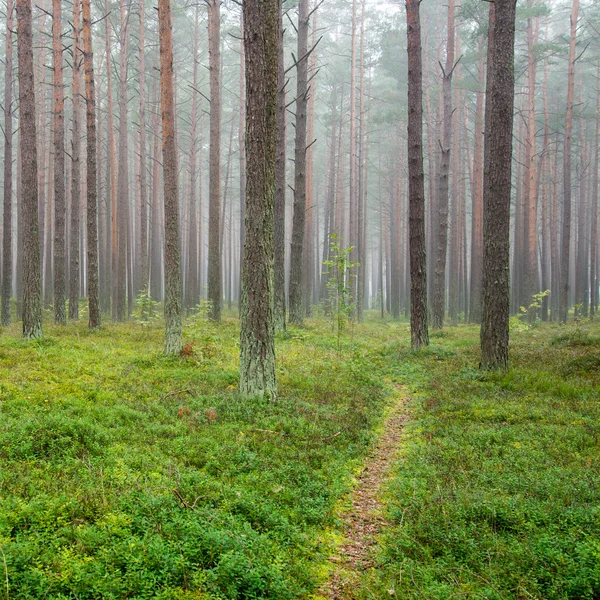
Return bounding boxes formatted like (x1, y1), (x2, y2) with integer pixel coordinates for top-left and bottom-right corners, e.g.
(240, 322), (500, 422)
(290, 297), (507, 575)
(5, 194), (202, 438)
(320, 386), (408, 599)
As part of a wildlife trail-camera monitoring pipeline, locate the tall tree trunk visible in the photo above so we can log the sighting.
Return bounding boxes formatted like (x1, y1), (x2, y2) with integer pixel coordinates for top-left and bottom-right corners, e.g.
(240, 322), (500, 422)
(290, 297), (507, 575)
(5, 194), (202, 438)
(139, 0), (148, 293)
(288, 0), (309, 325)
(406, 0), (429, 348)
(480, 0), (517, 370)
(469, 36), (485, 324)
(207, 0), (222, 322)
(82, 0), (101, 328)
(69, 0), (81, 320)
(158, 0), (182, 354)
(116, 0), (129, 321)
(52, 0), (66, 324)
(431, 0), (455, 330)
(238, 23), (246, 310)
(186, 5), (200, 312)
(18, 0), (43, 339)
(356, 0), (366, 323)
(239, 0), (278, 398)
(2, 0), (14, 326)
(591, 62), (600, 320)
(559, 0), (579, 324)
(273, 2), (286, 331)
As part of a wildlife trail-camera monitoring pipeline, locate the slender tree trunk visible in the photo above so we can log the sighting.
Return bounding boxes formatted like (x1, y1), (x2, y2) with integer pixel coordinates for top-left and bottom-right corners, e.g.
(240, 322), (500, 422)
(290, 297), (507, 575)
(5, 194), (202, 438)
(82, 0), (100, 328)
(116, 0), (129, 321)
(2, 0), (14, 326)
(69, 0), (81, 320)
(406, 0), (429, 348)
(469, 36), (485, 324)
(158, 0), (182, 354)
(52, 0), (66, 324)
(480, 0), (517, 370)
(288, 0), (309, 325)
(139, 0), (148, 293)
(591, 62), (600, 320)
(18, 0), (43, 339)
(238, 23), (246, 310)
(356, 0), (366, 323)
(431, 0), (455, 329)
(559, 0), (579, 324)
(273, 3), (286, 331)
(207, 0), (222, 321)
(239, 0), (278, 398)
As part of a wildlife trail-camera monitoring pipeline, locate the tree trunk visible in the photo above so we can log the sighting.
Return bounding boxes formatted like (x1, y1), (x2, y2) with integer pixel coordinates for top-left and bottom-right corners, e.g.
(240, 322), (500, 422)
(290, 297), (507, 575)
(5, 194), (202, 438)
(2, 0), (14, 326)
(239, 0), (278, 398)
(52, 0), (66, 324)
(480, 0), (517, 370)
(591, 62), (599, 320)
(288, 0), (309, 325)
(406, 0), (429, 348)
(207, 0), (222, 322)
(69, 0), (81, 320)
(82, 0), (101, 328)
(431, 0), (455, 330)
(559, 0), (579, 324)
(158, 0), (182, 354)
(139, 0), (148, 293)
(273, 2), (286, 331)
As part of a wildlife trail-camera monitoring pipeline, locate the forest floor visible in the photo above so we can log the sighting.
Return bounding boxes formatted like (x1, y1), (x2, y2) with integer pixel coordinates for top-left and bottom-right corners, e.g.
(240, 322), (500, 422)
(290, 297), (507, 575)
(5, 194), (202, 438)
(0, 309), (599, 599)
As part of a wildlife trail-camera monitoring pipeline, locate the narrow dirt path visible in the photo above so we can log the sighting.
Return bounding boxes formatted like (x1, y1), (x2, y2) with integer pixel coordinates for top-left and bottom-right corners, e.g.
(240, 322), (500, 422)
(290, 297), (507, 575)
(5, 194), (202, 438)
(320, 387), (408, 599)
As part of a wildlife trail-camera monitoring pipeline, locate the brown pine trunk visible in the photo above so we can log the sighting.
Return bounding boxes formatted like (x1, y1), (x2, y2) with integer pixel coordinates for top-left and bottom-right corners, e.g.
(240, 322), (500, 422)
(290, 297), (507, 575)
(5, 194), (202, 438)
(406, 0), (429, 348)
(480, 0), (517, 370)
(239, 0), (278, 398)
(82, 0), (100, 328)
(560, 0), (579, 323)
(158, 0), (182, 354)
(207, 0), (222, 322)
(238, 24), (246, 310)
(2, 0), (14, 326)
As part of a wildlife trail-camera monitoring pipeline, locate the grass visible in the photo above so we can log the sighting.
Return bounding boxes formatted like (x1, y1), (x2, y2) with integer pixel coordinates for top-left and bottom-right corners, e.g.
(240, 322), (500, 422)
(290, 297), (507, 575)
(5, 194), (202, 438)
(1, 309), (599, 599)
(358, 320), (600, 600)
(0, 310), (405, 599)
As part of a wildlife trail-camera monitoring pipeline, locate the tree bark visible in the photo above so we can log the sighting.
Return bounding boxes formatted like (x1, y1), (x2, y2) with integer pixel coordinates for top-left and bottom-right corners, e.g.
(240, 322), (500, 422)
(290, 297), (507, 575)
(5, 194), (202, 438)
(158, 0), (182, 354)
(406, 0), (429, 349)
(18, 0), (43, 339)
(207, 0), (222, 322)
(480, 0), (517, 370)
(288, 0), (309, 325)
(239, 0), (278, 398)
(82, 0), (101, 328)
(2, 0), (14, 326)
(139, 0), (148, 293)
(273, 2), (286, 332)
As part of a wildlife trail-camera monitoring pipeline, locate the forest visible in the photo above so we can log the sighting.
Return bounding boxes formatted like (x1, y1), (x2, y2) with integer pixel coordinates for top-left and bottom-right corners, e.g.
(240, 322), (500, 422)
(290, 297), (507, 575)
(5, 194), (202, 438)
(0, 0), (599, 596)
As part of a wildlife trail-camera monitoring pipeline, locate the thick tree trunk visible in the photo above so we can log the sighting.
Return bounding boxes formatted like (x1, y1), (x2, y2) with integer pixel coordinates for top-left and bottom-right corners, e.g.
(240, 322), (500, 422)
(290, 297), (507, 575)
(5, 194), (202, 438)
(158, 0), (182, 354)
(239, 0), (278, 398)
(2, 0), (14, 326)
(288, 0), (309, 325)
(559, 0), (579, 324)
(17, 0), (43, 339)
(406, 0), (429, 349)
(238, 24), (246, 310)
(82, 0), (101, 328)
(273, 3), (286, 332)
(207, 0), (222, 322)
(480, 0), (517, 370)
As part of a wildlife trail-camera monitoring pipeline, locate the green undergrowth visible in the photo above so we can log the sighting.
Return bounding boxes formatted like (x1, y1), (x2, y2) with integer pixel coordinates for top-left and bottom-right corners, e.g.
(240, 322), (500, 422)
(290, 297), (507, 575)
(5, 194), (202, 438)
(0, 312), (407, 599)
(359, 320), (600, 599)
